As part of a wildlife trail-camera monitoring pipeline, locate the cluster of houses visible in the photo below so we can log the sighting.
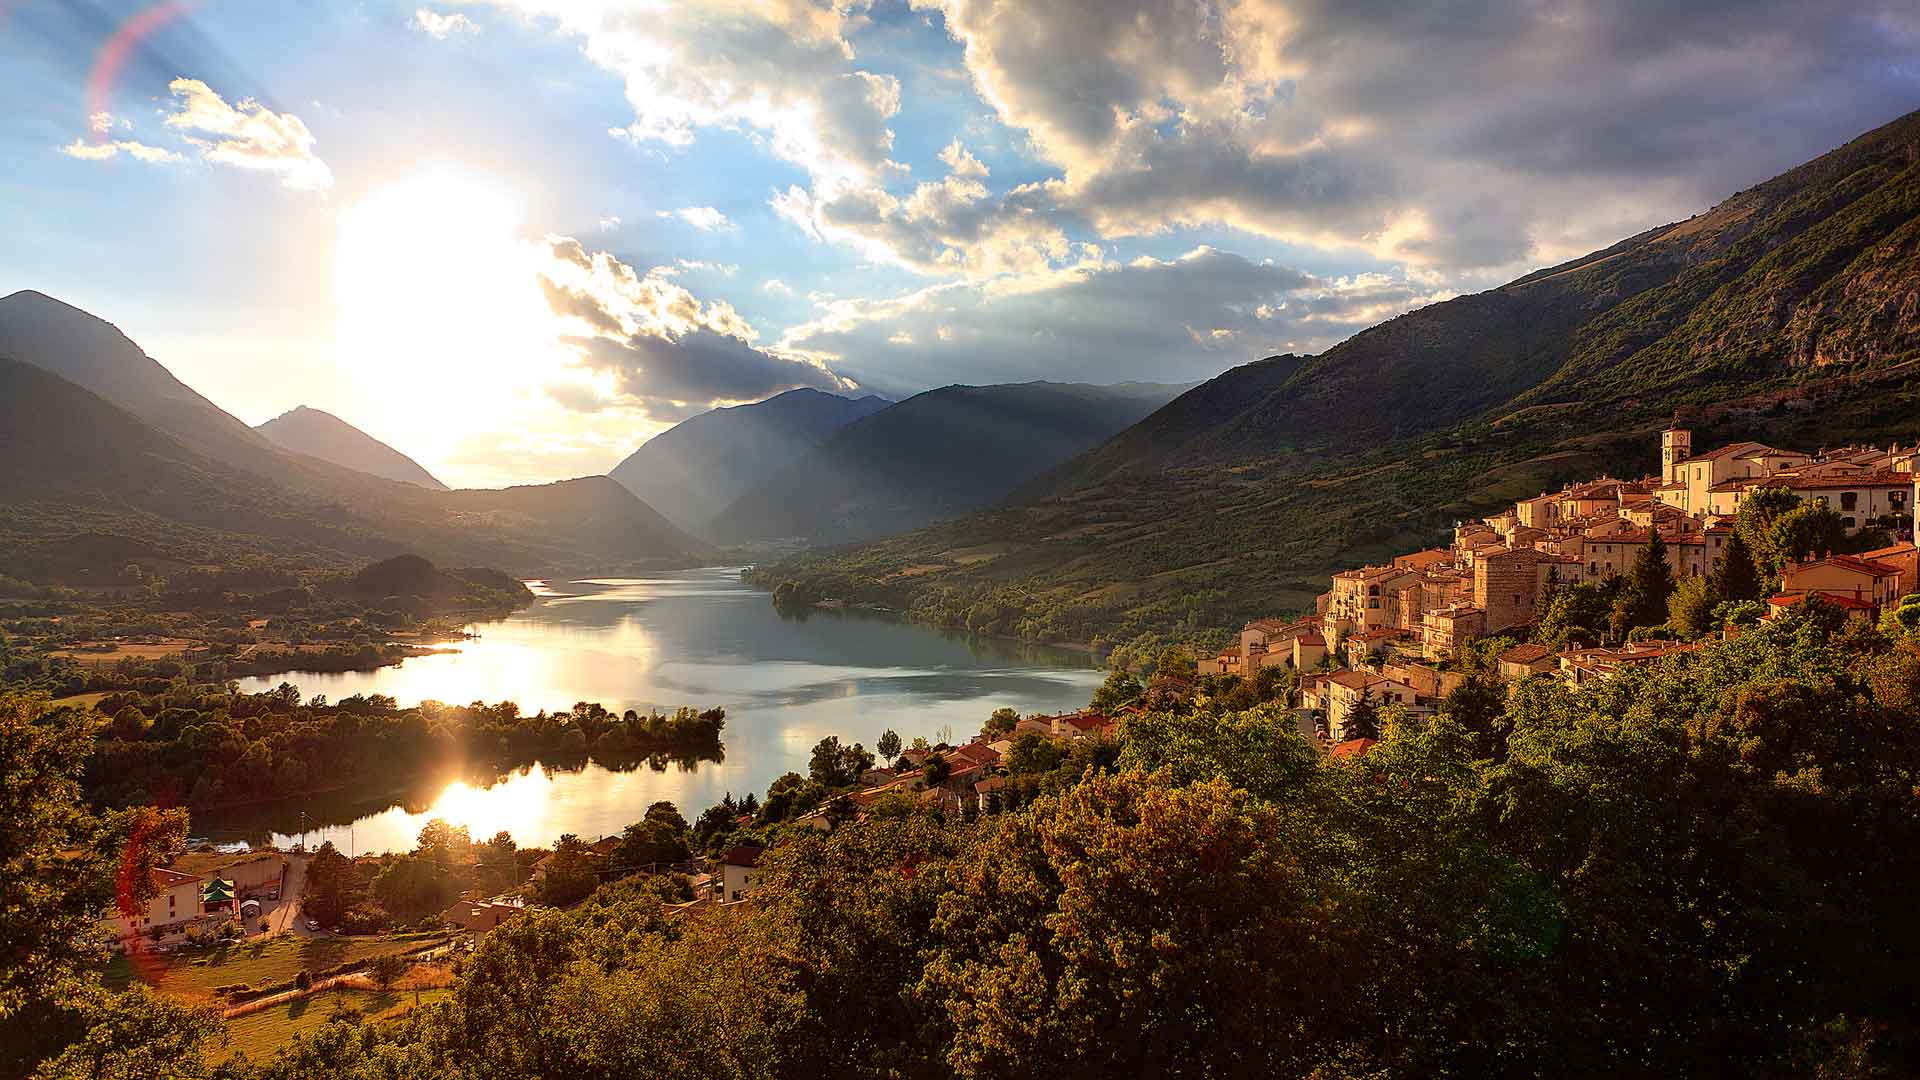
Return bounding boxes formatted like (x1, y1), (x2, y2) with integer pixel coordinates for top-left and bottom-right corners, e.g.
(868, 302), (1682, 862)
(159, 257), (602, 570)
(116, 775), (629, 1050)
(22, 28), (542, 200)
(1202, 429), (1920, 744)
(108, 851), (287, 943)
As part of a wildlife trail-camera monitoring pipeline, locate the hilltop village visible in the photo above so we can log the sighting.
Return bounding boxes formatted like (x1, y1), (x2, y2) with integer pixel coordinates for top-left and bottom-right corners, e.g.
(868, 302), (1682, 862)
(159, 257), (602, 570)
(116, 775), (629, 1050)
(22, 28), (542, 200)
(1202, 428), (1920, 743)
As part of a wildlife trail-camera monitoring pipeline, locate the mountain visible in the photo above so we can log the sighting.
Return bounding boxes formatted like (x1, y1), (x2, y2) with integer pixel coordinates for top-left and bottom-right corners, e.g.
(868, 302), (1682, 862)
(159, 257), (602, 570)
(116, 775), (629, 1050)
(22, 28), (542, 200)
(609, 387), (889, 533)
(0, 296), (708, 575)
(707, 381), (1190, 546)
(753, 108), (1920, 647)
(257, 406), (447, 490)
(0, 290), (285, 477)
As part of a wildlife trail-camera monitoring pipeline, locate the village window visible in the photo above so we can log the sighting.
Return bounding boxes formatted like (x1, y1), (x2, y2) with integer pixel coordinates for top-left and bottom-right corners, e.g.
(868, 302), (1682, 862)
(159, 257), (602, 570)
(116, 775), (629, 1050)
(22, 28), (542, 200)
(1843, 517), (1857, 529)
(1894, 490), (1907, 506)
(1841, 491), (1858, 511)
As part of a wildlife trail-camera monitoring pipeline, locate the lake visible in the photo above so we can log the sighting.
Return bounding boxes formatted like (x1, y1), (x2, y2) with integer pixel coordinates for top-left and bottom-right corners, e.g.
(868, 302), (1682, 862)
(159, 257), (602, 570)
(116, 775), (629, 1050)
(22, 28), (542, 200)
(214, 568), (1103, 854)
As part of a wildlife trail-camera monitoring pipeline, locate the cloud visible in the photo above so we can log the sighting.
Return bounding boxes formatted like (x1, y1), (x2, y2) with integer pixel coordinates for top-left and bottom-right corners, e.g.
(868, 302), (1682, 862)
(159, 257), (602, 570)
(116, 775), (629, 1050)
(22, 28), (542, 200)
(782, 245), (1447, 392)
(412, 7), (480, 37)
(597, 215), (621, 230)
(162, 78), (333, 190)
(763, 279), (793, 295)
(60, 138), (182, 164)
(770, 145), (1082, 278)
(488, 0), (903, 189)
(906, 0), (1920, 274)
(658, 206), (731, 231)
(536, 235), (856, 420)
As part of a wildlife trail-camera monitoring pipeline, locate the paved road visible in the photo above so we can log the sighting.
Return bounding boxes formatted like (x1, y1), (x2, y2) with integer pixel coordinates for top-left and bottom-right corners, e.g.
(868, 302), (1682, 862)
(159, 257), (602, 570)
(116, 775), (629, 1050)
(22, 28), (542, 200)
(257, 854), (313, 937)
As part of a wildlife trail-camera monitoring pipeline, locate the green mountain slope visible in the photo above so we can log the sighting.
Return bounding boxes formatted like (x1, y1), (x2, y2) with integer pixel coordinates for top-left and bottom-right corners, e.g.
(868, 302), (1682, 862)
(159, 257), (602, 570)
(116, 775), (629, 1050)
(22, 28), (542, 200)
(707, 381), (1190, 546)
(609, 387), (890, 534)
(754, 108), (1920, 650)
(257, 405), (448, 490)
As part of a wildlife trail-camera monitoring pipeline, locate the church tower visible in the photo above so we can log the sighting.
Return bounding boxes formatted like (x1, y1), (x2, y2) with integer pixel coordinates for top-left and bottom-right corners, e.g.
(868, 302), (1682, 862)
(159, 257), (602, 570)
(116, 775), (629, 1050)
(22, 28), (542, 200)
(1661, 427), (1692, 485)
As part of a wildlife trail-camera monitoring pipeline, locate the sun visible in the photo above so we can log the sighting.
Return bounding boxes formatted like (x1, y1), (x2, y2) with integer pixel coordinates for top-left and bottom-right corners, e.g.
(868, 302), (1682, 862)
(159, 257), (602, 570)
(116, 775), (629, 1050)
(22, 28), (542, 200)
(332, 170), (562, 454)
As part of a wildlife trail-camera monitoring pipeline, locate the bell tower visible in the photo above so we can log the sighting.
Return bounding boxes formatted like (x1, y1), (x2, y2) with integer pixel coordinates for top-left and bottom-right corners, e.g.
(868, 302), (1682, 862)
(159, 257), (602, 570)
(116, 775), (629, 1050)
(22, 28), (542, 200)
(1662, 427), (1692, 485)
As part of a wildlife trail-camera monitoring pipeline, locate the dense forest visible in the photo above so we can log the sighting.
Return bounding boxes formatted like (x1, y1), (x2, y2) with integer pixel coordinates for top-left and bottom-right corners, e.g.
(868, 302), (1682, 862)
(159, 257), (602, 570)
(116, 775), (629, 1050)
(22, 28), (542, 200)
(11, 595), (1920, 1077)
(80, 687), (725, 812)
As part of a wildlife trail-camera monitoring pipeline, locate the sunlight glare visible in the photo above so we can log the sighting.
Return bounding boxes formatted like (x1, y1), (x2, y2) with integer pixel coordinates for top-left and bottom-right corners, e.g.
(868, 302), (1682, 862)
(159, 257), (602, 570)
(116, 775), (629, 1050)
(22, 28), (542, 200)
(332, 170), (567, 460)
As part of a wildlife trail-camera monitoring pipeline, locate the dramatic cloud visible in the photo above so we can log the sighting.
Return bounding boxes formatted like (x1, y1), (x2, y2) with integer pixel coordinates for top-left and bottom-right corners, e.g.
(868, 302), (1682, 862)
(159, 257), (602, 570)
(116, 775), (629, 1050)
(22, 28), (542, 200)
(538, 236), (854, 420)
(163, 78), (333, 190)
(909, 0), (1920, 274)
(412, 7), (480, 37)
(659, 206), (731, 231)
(782, 246), (1447, 392)
(491, 0), (903, 189)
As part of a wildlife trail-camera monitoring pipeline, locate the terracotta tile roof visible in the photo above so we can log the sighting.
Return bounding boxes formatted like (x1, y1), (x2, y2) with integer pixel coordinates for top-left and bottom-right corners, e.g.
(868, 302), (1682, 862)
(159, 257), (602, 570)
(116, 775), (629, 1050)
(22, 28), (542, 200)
(1801, 555), (1902, 578)
(1329, 737), (1378, 760)
(151, 867), (200, 888)
(717, 845), (764, 869)
(1498, 644), (1553, 665)
(1768, 591), (1877, 611)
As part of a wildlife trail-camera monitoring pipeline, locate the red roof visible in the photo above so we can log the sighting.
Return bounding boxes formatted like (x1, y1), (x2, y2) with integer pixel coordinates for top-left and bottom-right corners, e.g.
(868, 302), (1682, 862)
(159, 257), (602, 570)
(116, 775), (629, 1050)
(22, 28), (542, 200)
(151, 867), (200, 888)
(1821, 555), (1902, 578)
(717, 845), (764, 868)
(1329, 738), (1378, 760)
(1498, 644), (1553, 665)
(1768, 591), (1877, 611)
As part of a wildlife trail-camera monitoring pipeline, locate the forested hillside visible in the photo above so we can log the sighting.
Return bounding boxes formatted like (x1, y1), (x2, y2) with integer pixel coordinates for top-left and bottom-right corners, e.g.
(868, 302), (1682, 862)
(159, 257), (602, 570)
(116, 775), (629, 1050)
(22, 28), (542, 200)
(757, 109), (1920, 651)
(19, 603), (1920, 1076)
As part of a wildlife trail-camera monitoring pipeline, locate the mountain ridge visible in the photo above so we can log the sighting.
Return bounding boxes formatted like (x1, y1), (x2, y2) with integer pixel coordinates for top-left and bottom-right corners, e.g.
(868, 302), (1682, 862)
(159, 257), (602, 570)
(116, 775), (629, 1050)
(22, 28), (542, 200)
(257, 405), (448, 490)
(754, 107), (1920, 649)
(708, 380), (1192, 546)
(0, 296), (707, 574)
(608, 387), (890, 534)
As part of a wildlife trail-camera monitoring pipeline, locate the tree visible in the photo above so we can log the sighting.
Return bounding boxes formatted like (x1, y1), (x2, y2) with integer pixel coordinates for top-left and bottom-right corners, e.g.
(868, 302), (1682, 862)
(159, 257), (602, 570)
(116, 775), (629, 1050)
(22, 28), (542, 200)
(302, 842), (364, 926)
(1769, 503), (1846, 568)
(1667, 574), (1717, 640)
(1735, 486), (1799, 577)
(983, 708), (1020, 739)
(535, 835), (601, 907)
(0, 694), (215, 1077)
(809, 736), (873, 788)
(1439, 672), (1510, 759)
(373, 853), (457, 919)
(1534, 582), (1612, 650)
(876, 729), (902, 761)
(1005, 730), (1067, 776)
(923, 753), (952, 785)
(1711, 529), (1763, 603)
(1342, 688), (1381, 741)
(1612, 529), (1676, 639)
(1090, 669), (1143, 713)
(369, 951), (409, 991)
(415, 818), (471, 870)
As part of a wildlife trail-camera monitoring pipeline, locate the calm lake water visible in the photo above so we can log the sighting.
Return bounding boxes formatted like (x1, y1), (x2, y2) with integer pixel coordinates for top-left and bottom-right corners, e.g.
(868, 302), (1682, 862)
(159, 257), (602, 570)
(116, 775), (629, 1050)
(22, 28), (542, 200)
(213, 568), (1101, 854)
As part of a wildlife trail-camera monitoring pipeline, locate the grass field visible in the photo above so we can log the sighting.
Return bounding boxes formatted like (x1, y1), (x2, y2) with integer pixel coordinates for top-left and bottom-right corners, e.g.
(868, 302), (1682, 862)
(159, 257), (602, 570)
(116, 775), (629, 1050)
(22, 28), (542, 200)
(220, 985), (452, 1060)
(49, 691), (110, 707)
(103, 934), (444, 1000)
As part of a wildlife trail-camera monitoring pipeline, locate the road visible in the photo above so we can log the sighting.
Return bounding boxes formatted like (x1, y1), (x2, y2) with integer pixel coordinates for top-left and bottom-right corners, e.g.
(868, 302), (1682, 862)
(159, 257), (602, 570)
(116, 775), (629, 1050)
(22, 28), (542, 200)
(256, 853), (314, 938)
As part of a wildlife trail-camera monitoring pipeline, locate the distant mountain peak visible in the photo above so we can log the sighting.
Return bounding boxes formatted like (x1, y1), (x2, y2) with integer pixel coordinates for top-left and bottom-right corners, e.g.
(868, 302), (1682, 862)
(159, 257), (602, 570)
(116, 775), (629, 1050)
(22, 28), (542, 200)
(256, 405), (448, 490)
(609, 388), (893, 535)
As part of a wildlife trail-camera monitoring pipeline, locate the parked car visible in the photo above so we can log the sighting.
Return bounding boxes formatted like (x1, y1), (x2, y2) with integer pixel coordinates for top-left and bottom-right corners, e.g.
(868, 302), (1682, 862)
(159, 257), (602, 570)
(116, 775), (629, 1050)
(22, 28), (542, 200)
(305, 918), (320, 932)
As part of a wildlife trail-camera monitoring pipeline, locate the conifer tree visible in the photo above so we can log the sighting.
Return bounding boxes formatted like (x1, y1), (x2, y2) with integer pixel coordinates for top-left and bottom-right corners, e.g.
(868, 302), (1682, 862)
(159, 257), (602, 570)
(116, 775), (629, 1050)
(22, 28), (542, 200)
(1711, 530), (1762, 603)
(1342, 688), (1381, 741)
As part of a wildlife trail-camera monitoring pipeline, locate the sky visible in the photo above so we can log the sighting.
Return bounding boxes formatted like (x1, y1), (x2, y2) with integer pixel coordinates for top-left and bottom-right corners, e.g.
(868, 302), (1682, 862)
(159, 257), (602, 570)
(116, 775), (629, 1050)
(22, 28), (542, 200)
(1, 1), (1916, 489)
